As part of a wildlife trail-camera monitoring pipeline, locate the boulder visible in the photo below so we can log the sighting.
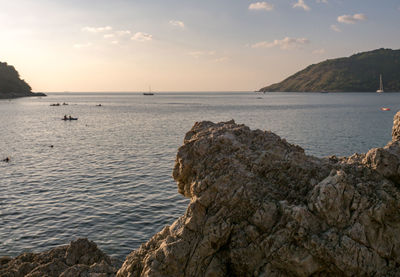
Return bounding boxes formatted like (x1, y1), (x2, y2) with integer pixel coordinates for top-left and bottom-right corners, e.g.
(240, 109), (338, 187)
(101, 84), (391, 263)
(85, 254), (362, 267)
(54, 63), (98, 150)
(0, 238), (118, 277)
(118, 113), (400, 276)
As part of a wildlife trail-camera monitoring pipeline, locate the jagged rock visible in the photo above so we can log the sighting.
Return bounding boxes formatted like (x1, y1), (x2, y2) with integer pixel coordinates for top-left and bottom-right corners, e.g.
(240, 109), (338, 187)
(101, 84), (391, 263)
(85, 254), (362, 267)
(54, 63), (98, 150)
(0, 238), (118, 277)
(118, 113), (400, 276)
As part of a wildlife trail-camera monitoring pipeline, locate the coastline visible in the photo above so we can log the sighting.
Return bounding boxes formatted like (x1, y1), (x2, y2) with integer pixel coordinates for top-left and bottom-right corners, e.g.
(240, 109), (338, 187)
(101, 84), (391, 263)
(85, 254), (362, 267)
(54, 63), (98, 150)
(0, 92), (46, 99)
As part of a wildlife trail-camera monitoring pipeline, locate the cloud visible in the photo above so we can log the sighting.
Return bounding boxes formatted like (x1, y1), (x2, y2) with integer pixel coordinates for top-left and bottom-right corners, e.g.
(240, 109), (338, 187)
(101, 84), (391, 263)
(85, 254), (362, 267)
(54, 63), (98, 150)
(312, 48), (326, 55)
(252, 37), (309, 50)
(103, 34), (115, 39)
(116, 30), (131, 36)
(73, 42), (92, 49)
(337, 13), (367, 24)
(248, 2), (274, 11)
(131, 32), (153, 42)
(111, 40), (119, 45)
(82, 26), (112, 33)
(169, 20), (185, 28)
(330, 24), (341, 32)
(188, 51), (216, 59)
(316, 0), (328, 3)
(214, 57), (229, 63)
(293, 0), (310, 11)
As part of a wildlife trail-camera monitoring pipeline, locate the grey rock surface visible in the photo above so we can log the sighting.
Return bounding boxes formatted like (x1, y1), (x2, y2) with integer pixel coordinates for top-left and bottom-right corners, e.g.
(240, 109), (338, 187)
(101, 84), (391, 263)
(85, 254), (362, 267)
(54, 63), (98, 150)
(0, 238), (118, 277)
(118, 114), (400, 276)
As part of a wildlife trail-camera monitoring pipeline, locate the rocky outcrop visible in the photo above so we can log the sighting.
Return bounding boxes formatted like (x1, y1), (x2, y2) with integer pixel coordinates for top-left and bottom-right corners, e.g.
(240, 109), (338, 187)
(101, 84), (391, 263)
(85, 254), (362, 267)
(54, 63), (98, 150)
(118, 114), (400, 276)
(0, 238), (119, 277)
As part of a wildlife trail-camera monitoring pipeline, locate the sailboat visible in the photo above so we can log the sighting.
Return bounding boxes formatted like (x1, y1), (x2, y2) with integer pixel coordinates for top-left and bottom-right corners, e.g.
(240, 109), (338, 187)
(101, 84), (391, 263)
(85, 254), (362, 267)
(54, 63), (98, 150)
(376, 74), (384, 93)
(143, 85), (154, 96)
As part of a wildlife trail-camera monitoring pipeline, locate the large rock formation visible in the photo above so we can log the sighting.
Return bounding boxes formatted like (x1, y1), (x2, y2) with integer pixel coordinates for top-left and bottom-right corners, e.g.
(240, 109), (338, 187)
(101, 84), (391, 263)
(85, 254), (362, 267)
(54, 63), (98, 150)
(118, 114), (400, 276)
(0, 238), (119, 277)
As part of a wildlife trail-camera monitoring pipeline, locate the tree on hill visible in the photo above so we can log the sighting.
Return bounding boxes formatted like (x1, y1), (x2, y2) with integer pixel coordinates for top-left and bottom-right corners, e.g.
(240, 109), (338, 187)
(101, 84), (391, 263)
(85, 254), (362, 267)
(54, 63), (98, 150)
(260, 48), (400, 92)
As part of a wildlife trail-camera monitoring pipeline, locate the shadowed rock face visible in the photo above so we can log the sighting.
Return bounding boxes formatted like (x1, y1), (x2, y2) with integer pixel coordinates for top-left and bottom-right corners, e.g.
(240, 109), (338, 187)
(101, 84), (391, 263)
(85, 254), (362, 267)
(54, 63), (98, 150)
(118, 114), (400, 277)
(0, 238), (119, 277)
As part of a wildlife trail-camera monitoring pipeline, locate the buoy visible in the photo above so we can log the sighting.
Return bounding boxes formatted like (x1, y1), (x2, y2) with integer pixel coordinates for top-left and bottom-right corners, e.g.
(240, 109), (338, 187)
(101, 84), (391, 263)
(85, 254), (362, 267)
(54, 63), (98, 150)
(381, 108), (391, 111)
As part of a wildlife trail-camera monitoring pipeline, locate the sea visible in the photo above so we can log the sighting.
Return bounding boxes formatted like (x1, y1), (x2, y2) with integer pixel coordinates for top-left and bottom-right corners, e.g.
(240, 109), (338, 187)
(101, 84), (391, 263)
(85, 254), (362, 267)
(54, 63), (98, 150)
(0, 91), (399, 260)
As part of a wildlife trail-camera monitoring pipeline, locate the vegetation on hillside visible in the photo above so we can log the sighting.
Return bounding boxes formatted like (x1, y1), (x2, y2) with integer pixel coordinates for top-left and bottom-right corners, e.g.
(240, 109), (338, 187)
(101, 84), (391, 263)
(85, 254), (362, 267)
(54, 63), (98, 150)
(0, 62), (44, 98)
(260, 48), (400, 92)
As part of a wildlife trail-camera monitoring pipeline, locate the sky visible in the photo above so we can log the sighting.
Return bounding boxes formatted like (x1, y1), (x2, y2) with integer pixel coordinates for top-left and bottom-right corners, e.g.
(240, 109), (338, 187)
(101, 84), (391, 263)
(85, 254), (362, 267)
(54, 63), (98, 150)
(0, 0), (399, 92)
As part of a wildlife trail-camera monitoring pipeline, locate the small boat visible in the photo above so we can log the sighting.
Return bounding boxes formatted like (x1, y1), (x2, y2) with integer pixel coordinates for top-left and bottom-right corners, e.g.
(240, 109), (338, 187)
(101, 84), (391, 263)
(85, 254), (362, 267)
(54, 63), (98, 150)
(62, 102), (68, 105)
(143, 85), (154, 96)
(377, 74), (384, 93)
(62, 117), (78, 120)
(96, 104), (102, 106)
(50, 103), (60, 106)
(381, 108), (391, 111)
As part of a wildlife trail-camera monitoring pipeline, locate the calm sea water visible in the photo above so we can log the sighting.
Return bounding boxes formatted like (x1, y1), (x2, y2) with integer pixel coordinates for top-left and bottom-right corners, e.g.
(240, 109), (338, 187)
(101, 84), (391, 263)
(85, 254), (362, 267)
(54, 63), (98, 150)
(0, 92), (399, 259)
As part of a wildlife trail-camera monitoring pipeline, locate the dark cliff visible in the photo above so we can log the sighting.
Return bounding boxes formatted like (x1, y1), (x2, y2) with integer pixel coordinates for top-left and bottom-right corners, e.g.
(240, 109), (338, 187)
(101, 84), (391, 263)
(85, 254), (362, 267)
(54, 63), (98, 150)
(260, 48), (400, 92)
(0, 62), (45, 99)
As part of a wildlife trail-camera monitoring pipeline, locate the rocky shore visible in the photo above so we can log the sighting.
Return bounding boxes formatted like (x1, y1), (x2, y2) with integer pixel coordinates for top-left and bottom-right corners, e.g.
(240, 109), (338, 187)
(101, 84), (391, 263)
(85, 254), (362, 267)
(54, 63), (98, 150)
(3, 112), (400, 276)
(0, 238), (120, 276)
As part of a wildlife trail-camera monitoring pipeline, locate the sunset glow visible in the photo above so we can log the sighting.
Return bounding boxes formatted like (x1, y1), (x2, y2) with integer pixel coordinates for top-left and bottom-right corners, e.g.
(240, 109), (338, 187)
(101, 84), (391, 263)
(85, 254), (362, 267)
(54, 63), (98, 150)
(0, 0), (399, 92)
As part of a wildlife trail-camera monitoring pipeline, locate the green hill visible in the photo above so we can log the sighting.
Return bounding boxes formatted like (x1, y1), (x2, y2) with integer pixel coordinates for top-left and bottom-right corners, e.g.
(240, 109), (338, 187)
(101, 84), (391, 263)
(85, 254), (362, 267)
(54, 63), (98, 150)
(0, 62), (45, 99)
(259, 48), (400, 92)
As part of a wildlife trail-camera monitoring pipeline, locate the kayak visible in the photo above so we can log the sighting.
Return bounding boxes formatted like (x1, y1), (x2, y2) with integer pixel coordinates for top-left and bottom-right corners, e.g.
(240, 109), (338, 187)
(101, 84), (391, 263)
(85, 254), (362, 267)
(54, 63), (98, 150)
(62, 118), (78, 120)
(381, 108), (391, 111)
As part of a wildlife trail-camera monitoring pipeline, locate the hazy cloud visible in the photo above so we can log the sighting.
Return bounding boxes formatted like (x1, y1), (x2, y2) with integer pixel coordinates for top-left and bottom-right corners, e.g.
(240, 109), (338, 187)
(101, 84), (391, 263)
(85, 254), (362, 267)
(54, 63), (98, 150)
(188, 51), (216, 59)
(103, 34), (115, 39)
(252, 37), (309, 50)
(337, 13), (367, 24)
(73, 42), (92, 49)
(316, 0), (328, 3)
(111, 40), (119, 45)
(330, 24), (341, 32)
(131, 32), (153, 42)
(248, 2), (274, 11)
(116, 30), (131, 36)
(214, 57), (229, 63)
(293, 0), (310, 11)
(169, 20), (185, 28)
(312, 48), (326, 55)
(82, 26), (112, 33)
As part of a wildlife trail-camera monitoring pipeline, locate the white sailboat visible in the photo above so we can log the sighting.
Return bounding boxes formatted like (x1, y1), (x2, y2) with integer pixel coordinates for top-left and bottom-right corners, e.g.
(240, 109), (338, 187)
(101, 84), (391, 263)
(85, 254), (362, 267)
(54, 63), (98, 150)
(376, 74), (384, 93)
